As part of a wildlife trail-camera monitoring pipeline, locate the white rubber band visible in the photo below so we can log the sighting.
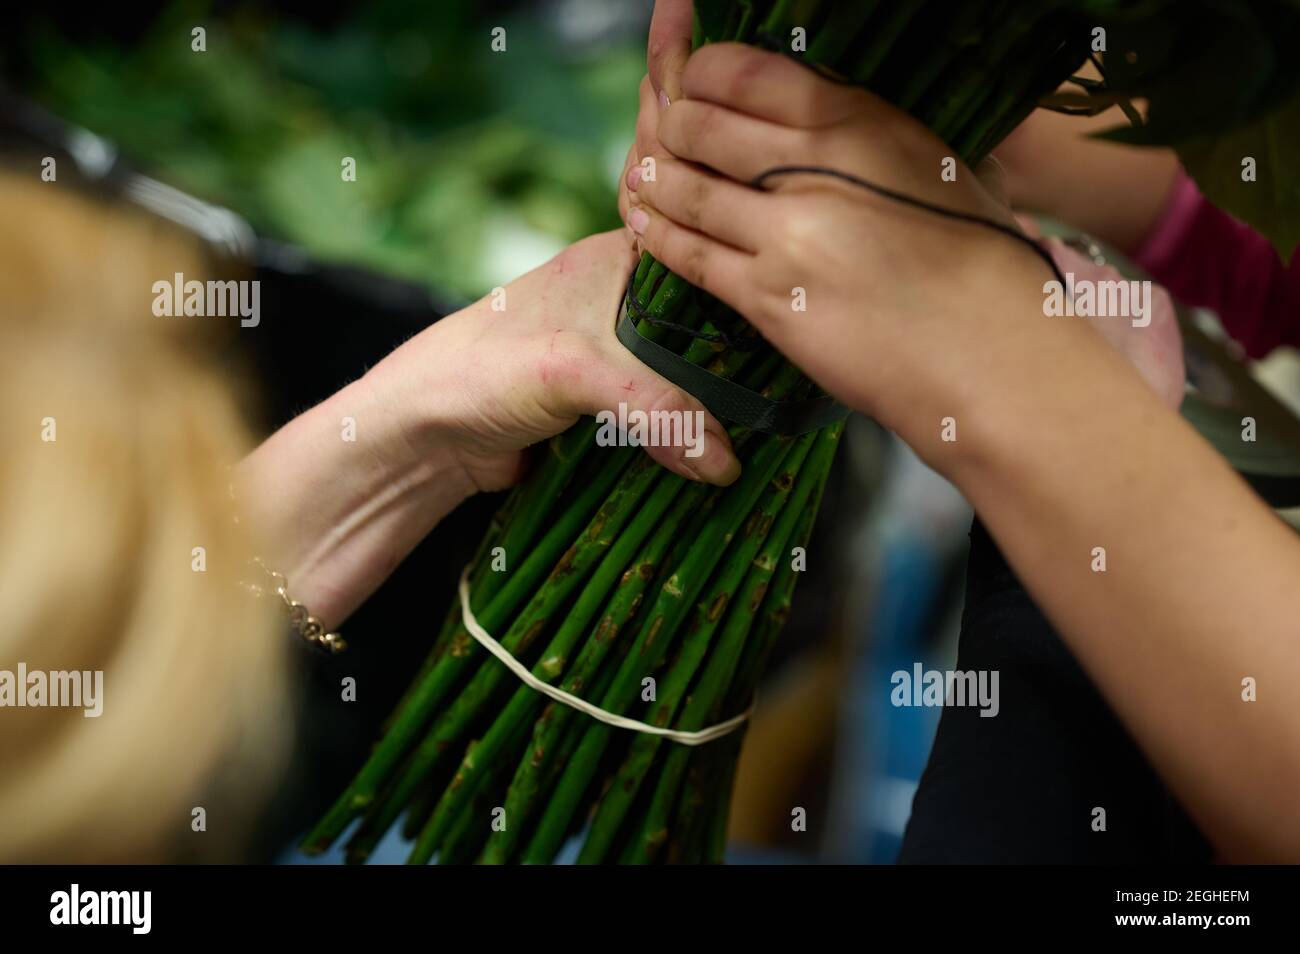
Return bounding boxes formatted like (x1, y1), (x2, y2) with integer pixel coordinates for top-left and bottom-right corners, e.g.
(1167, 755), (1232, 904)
(458, 567), (751, 746)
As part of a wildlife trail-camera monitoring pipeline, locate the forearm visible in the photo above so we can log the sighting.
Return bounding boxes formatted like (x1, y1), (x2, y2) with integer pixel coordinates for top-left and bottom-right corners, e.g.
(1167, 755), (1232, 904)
(235, 358), (475, 630)
(996, 106), (1180, 255)
(936, 316), (1300, 860)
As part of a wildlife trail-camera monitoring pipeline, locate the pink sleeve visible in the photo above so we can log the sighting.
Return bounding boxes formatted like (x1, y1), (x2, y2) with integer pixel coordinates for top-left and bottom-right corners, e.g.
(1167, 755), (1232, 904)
(1131, 170), (1300, 360)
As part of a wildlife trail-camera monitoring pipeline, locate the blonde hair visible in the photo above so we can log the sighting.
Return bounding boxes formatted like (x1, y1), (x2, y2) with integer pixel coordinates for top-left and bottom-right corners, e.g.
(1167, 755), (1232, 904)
(0, 173), (289, 862)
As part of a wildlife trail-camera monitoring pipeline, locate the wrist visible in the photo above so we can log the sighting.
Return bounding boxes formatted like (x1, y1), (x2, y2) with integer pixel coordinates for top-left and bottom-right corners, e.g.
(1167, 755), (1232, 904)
(236, 358), (476, 628)
(890, 235), (1054, 478)
(359, 318), (482, 503)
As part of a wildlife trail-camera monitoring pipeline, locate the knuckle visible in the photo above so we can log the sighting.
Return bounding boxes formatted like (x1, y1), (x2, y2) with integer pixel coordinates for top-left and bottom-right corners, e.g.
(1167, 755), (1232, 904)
(647, 35), (673, 69)
(790, 127), (823, 162)
(772, 205), (817, 263)
(534, 331), (595, 392)
(859, 111), (920, 164)
(756, 288), (793, 330)
(673, 102), (710, 153)
(535, 349), (578, 394)
(645, 382), (693, 418)
(725, 50), (770, 103)
(678, 243), (709, 289)
(638, 155), (661, 192)
(680, 174), (708, 226)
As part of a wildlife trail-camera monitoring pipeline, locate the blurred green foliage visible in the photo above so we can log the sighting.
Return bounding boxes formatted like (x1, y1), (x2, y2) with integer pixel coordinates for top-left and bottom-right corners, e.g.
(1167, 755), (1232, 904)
(17, 0), (646, 299)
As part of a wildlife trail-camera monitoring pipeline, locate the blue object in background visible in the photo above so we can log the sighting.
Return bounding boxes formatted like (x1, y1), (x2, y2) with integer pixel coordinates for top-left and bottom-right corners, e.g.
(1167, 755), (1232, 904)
(826, 439), (970, 863)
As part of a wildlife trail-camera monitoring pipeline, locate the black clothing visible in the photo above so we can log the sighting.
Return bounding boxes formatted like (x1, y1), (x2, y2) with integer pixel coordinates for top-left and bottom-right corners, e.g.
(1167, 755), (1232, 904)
(898, 518), (1213, 863)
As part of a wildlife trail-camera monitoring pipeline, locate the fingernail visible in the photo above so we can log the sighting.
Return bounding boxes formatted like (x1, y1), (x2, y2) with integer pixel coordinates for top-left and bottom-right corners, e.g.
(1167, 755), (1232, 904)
(627, 208), (649, 234)
(659, 89), (671, 109)
(626, 163), (643, 191)
(689, 430), (742, 486)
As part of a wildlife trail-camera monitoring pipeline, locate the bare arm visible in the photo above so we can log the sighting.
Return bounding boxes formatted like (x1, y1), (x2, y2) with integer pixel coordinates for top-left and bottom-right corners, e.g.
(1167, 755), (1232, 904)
(235, 231), (739, 628)
(994, 99), (1181, 254)
(937, 262), (1300, 863)
(625, 41), (1300, 860)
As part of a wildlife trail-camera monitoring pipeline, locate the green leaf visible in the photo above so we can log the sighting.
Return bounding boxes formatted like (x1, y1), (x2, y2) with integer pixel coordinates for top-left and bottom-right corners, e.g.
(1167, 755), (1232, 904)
(693, 0), (733, 46)
(1175, 92), (1300, 264)
(1096, 0), (1300, 146)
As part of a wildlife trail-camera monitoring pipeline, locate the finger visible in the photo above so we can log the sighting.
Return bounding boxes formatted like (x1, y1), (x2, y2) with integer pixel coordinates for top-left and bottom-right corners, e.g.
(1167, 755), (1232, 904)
(681, 43), (877, 128)
(628, 156), (767, 253)
(617, 142), (637, 236)
(647, 0), (693, 103)
(625, 203), (752, 314)
(545, 334), (742, 486)
(634, 74), (659, 162)
(658, 99), (809, 183)
(623, 77), (659, 252)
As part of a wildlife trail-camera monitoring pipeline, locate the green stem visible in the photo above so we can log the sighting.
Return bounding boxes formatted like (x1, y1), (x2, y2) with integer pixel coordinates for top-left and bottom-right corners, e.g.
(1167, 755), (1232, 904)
(404, 467), (699, 863)
(576, 432), (817, 862)
(301, 445), (635, 854)
(848, 1), (926, 84)
(805, 1), (880, 70)
(345, 453), (664, 860)
(625, 426), (837, 862)
(476, 502), (707, 864)
(520, 423), (803, 864)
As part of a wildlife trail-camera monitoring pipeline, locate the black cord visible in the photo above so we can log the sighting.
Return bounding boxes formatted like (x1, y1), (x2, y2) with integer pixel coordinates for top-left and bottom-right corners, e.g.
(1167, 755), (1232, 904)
(750, 164), (1069, 288)
(623, 272), (764, 351)
(624, 164), (1069, 351)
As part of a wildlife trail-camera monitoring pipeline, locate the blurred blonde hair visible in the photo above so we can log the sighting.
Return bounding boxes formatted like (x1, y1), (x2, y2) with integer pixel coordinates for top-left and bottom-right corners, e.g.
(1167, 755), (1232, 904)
(0, 172), (289, 862)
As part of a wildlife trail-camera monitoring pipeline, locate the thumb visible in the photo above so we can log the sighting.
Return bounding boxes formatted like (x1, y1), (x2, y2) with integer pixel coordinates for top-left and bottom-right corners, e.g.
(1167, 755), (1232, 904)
(543, 339), (742, 486)
(648, 0), (693, 103)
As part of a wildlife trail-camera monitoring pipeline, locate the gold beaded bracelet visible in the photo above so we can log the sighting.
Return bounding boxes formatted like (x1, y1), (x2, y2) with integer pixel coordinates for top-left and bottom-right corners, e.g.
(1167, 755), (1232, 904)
(241, 556), (347, 654)
(229, 481), (346, 654)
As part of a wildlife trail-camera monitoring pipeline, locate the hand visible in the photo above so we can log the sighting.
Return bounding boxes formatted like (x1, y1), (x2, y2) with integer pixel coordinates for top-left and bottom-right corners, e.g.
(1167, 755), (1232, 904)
(623, 43), (1046, 444)
(375, 229), (739, 491)
(617, 0), (694, 245)
(647, 0), (693, 103)
(238, 229), (738, 628)
(618, 76), (665, 250)
(623, 43), (1181, 444)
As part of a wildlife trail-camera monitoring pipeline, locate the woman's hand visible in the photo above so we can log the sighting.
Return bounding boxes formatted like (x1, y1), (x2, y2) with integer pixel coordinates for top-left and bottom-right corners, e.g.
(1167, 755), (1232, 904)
(623, 43), (1187, 450)
(617, 0), (694, 246)
(623, 41), (1300, 861)
(238, 229), (737, 628)
(376, 229), (738, 492)
(623, 44), (1048, 444)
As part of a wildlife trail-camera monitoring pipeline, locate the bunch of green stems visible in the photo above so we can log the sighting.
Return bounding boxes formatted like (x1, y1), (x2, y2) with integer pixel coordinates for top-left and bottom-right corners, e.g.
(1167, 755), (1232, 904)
(304, 0), (1089, 863)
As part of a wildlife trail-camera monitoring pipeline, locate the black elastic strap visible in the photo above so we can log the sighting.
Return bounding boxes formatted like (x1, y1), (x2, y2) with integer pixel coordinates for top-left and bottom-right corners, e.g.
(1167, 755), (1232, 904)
(616, 305), (850, 436)
(623, 272), (762, 351)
